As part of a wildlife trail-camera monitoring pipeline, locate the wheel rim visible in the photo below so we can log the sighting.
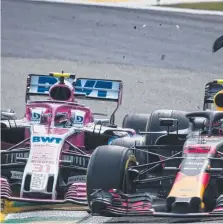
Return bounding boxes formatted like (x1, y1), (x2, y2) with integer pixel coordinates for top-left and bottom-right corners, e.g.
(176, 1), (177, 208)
(122, 155), (137, 194)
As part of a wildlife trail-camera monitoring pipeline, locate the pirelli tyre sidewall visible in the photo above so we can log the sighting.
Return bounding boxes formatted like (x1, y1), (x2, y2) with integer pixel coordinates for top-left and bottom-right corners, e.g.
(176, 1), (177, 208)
(145, 110), (189, 145)
(86, 145), (136, 208)
(110, 137), (147, 165)
(122, 113), (151, 134)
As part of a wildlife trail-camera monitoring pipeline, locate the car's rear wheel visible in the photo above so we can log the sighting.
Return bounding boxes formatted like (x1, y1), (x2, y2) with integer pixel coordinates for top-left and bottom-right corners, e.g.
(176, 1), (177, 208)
(110, 137), (147, 165)
(122, 113), (150, 134)
(145, 109), (189, 145)
(86, 145), (137, 208)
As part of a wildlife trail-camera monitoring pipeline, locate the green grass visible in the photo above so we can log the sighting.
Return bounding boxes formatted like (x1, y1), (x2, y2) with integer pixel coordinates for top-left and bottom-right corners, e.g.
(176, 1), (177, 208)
(162, 2), (223, 11)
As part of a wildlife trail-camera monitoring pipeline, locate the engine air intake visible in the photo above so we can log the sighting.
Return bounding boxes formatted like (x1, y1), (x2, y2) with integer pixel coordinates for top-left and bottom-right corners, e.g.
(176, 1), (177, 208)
(49, 86), (72, 101)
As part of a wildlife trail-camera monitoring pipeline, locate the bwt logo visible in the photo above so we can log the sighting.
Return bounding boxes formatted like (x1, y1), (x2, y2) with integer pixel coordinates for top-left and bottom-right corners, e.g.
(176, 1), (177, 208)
(32, 136), (62, 144)
(37, 77), (57, 93)
(75, 79), (113, 97)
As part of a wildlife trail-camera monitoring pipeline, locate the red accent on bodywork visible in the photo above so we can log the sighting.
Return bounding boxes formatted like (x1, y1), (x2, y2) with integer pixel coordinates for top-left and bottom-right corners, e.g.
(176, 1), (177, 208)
(173, 172), (186, 183)
(184, 144), (216, 154)
(197, 173), (210, 186)
(159, 156), (165, 168)
(109, 189), (120, 198)
(107, 190), (153, 212)
(108, 201), (152, 212)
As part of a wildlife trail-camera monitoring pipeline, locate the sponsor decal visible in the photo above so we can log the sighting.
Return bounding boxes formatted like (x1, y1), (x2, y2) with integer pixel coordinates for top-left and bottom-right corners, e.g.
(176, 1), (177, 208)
(31, 154), (54, 164)
(32, 163), (51, 173)
(185, 156), (210, 160)
(32, 136), (62, 144)
(38, 77), (56, 92)
(71, 110), (85, 127)
(30, 172), (47, 191)
(68, 175), (86, 185)
(10, 171), (23, 180)
(31, 144), (55, 148)
(184, 161), (204, 166)
(31, 112), (41, 121)
(30, 109), (44, 123)
(31, 160), (54, 164)
(75, 79), (119, 99)
(74, 115), (83, 123)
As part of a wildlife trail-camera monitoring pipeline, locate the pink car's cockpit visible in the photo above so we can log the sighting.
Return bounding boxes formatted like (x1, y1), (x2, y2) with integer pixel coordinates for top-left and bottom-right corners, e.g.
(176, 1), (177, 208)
(23, 102), (94, 151)
(25, 103), (94, 128)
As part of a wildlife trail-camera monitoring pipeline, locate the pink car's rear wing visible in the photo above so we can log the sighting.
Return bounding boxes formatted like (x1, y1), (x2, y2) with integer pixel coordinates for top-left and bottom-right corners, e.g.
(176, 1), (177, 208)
(25, 73), (123, 125)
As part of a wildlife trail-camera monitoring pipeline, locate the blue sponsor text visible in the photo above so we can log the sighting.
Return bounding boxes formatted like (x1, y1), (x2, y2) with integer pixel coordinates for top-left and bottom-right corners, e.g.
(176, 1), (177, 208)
(32, 136), (62, 144)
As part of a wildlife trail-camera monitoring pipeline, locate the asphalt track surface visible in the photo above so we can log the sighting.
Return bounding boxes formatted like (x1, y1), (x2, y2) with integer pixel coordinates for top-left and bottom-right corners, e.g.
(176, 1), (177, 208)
(1, 0), (223, 223)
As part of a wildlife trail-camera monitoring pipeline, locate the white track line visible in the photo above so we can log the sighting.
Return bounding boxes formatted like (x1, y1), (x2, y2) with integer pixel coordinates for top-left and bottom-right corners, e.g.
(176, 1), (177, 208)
(30, 0), (223, 16)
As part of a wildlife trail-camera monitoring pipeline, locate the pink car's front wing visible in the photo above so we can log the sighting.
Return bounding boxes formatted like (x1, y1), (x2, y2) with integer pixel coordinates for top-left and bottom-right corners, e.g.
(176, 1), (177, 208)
(1, 177), (88, 207)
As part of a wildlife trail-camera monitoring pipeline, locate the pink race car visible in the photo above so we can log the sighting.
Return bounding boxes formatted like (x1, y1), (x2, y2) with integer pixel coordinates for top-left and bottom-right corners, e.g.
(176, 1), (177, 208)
(0, 72), (136, 210)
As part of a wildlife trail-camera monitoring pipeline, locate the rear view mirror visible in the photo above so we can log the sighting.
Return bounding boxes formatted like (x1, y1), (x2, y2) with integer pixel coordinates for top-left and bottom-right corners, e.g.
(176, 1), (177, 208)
(1, 109), (16, 120)
(159, 118), (176, 127)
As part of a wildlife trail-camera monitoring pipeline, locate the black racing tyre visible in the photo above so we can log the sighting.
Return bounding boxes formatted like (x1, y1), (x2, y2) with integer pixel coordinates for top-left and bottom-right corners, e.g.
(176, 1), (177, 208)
(145, 110), (189, 145)
(122, 113), (150, 134)
(110, 137), (147, 165)
(86, 145), (137, 207)
(110, 136), (145, 148)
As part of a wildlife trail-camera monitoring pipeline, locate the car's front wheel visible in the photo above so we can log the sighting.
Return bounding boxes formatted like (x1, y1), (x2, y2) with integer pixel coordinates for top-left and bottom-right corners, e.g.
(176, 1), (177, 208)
(86, 145), (137, 208)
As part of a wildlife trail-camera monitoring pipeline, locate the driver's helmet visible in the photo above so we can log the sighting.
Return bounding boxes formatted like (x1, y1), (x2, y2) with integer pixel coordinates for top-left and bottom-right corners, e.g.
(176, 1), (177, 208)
(54, 112), (71, 128)
(214, 90), (223, 111)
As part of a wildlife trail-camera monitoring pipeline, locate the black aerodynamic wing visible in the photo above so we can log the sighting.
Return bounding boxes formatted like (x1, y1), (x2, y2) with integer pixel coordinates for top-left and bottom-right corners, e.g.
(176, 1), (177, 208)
(213, 35), (223, 53)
